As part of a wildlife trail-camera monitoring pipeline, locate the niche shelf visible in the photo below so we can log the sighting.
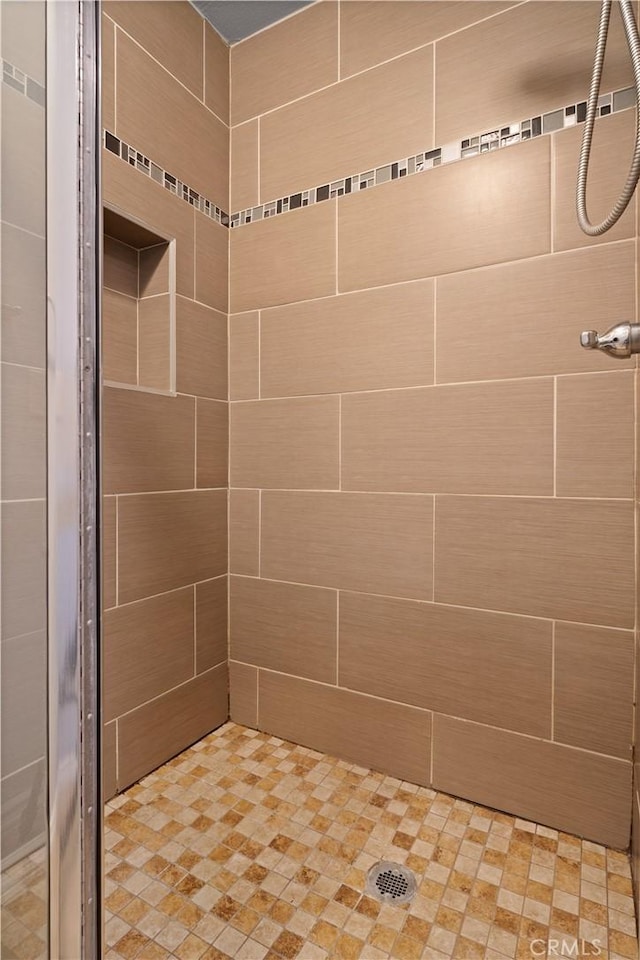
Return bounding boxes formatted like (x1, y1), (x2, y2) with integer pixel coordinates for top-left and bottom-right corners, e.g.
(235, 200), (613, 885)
(102, 205), (176, 394)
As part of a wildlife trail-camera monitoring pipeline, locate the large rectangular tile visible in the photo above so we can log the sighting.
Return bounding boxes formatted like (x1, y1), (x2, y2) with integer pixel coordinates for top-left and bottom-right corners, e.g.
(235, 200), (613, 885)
(1, 0), (45, 85)
(342, 380), (553, 495)
(103, 387), (195, 494)
(260, 47), (433, 201)
(261, 491), (433, 599)
(259, 671), (431, 785)
(105, 1), (204, 98)
(138, 294), (171, 391)
(103, 587), (195, 722)
(230, 202), (336, 312)
(102, 288), (138, 385)
(556, 372), (634, 499)
(554, 112), (636, 251)
(1, 85), (45, 237)
(1, 631), (46, 775)
(0, 222), (46, 368)
(340, 1), (511, 78)
(175, 296), (227, 400)
(230, 576), (337, 683)
(103, 149), (194, 298)
(261, 281), (433, 398)
(339, 137), (550, 291)
(435, 1), (632, 144)
(118, 664), (228, 789)
(104, 234), (138, 297)
(103, 497), (117, 610)
(195, 577), (227, 674)
(1, 500), (46, 641)
(554, 621), (634, 760)
(195, 214), (228, 313)
(103, 721), (117, 801)
(231, 121), (259, 212)
(432, 714), (631, 848)
(229, 489), (260, 576)
(435, 243), (636, 382)
(1, 363), (46, 501)
(230, 312), (259, 400)
(102, 13), (115, 131)
(339, 593), (552, 737)
(205, 22), (229, 123)
(229, 661), (258, 728)
(434, 496), (634, 628)
(118, 490), (227, 604)
(116, 33), (227, 209)
(230, 396), (339, 489)
(196, 398), (228, 489)
(230, 2), (338, 124)
(0, 760), (46, 861)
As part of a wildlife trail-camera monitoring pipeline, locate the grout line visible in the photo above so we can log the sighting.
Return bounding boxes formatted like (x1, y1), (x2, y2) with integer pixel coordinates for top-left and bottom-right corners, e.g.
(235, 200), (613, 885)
(553, 377), (557, 497)
(193, 584), (197, 676)
(222, 487), (634, 501)
(257, 116), (261, 205)
(113, 663), (225, 721)
(338, 394), (342, 491)
(432, 278), (437, 384)
(257, 310), (261, 399)
(114, 719), (119, 787)
(108, 487), (227, 497)
(429, 719), (434, 787)
(256, 667), (260, 728)
(431, 496), (436, 602)
(336, 591), (340, 684)
(258, 489), (262, 578)
(136, 251), (140, 386)
(335, 202), (339, 295)
(337, 0), (341, 83)
(549, 131), (556, 253)
(115, 496), (119, 606)
(113, 23), (117, 132)
(431, 41), (436, 147)
(102, 577), (226, 614)
(194, 396), (198, 488)
(202, 19), (206, 104)
(550, 621), (555, 741)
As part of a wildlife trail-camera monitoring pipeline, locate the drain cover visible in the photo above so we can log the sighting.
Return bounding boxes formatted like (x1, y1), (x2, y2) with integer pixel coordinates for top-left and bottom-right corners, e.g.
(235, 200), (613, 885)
(366, 861), (416, 905)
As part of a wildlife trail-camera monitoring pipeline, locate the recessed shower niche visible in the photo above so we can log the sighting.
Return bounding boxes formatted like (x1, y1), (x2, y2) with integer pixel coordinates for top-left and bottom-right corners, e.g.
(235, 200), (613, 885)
(102, 206), (176, 393)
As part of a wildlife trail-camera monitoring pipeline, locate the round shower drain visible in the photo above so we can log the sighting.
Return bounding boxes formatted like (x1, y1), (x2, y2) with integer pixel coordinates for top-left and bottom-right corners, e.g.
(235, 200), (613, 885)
(366, 861), (417, 905)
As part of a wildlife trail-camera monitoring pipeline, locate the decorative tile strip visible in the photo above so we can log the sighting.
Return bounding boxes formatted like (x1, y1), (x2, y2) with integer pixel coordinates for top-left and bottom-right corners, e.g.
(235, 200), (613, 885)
(1, 59), (45, 107)
(103, 84), (636, 233)
(103, 130), (230, 227)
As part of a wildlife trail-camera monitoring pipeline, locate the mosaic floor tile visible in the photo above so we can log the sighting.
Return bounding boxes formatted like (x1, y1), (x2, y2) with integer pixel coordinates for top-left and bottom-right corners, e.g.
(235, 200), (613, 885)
(0, 845), (48, 959)
(101, 722), (639, 959)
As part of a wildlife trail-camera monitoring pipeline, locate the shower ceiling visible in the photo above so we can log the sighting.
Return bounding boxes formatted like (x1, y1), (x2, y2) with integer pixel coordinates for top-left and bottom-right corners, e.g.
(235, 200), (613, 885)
(191, 0), (313, 42)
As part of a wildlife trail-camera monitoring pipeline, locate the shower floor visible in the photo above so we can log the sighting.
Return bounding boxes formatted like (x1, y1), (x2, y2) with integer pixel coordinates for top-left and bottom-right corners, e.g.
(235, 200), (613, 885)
(104, 722), (637, 960)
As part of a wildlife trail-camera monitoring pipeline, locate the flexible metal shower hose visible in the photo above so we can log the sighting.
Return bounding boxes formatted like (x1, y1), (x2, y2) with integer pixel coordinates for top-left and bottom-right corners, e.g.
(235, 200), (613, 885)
(576, 0), (640, 235)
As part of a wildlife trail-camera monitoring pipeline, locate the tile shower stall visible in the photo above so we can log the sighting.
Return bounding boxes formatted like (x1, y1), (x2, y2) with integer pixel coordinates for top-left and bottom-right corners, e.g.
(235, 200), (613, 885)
(98, 0), (640, 957)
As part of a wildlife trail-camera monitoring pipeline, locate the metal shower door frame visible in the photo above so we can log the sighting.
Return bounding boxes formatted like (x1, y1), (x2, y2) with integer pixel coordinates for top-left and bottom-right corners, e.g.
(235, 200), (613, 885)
(46, 1), (102, 956)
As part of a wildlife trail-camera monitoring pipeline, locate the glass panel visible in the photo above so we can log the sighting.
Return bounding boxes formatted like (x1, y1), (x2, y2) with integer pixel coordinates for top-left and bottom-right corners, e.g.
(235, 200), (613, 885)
(0, 2), (49, 957)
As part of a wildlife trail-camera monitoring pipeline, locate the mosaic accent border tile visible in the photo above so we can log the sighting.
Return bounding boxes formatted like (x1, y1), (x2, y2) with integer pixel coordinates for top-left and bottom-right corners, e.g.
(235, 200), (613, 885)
(103, 84), (636, 233)
(1, 59), (45, 107)
(104, 131), (230, 227)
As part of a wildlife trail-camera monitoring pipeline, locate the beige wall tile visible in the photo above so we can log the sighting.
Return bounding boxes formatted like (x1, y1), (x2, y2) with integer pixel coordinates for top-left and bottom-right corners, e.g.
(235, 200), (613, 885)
(230, 1), (338, 124)
(196, 577), (228, 673)
(432, 714), (631, 849)
(205, 23), (229, 124)
(261, 491), (433, 599)
(176, 296), (228, 401)
(103, 497), (117, 610)
(104, 235), (138, 297)
(261, 281), (434, 398)
(230, 576), (337, 683)
(434, 2), (633, 144)
(231, 121), (259, 211)
(340, 1), (511, 78)
(118, 663), (228, 789)
(435, 243), (636, 383)
(2, 86), (45, 238)
(230, 202), (336, 312)
(118, 490), (227, 604)
(554, 621), (634, 760)
(116, 33), (227, 209)
(102, 14), (115, 131)
(1, 631), (46, 775)
(1, 363), (45, 501)
(195, 214), (228, 313)
(342, 380), (553, 495)
(103, 150), (195, 298)
(229, 661), (257, 728)
(1, 222), (46, 369)
(102, 288), (137, 385)
(259, 670), (431, 786)
(435, 496), (634, 628)
(103, 387), (195, 495)
(103, 721), (117, 801)
(1, 0), (45, 85)
(103, 586), (195, 722)
(633, 788), (640, 920)
(230, 312), (259, 400)
(139, 244), (170, 297)
(0, 761), (45, 860)
(138, 294), (171, 391)
(231, 396), (339, 489)
(260, 47), (433, 201)
(196, 398), (228, 488)
(339, 592), (552, 737)
(554, 111), (636, 252)
(230, 490), (260, 576)
(556, 372), (634, 499)
(105, 1), (204, 98)
(339, 137), (550, 291)
(1, 501), (46, 641)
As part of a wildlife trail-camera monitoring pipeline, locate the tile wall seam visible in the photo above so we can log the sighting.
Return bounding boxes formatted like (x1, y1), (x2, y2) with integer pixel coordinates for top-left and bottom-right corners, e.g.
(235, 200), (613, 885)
(202, 19), (205, 104)
(106, 487), (228, 497)
(0, 218), (46, 243)
(432, 277), (437, 385)
(135, 251), (140, 386)
(258, 489), (262, 579)
(553, 377), (558, 497)
(175, 293), (228, 318)
(257, 310), (261, 399)
(113, 20), (117, 131)
(193, 584), (197, 677)
(550, 130), (556, 253)
(227, 573), (634, 634)
(432, 495), (437, 603)
(104, 578), (226, 615)
(111, 662), (228, 726)
(336, 590), (340, 686)
(114, 718), (119, 789)
(194, 394), (198, 490)
(256, 666), (260, 728)
(218, 487), (633, 502)
(338, 394), (342, 492)
(115, 495), (119, 607)
(550, 621), (556, 742)
(431, 41), (436, 148)
(337, 0), (341, 83)
(257, 116), (261, 206)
